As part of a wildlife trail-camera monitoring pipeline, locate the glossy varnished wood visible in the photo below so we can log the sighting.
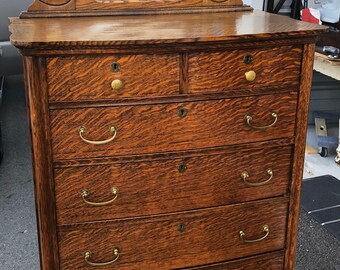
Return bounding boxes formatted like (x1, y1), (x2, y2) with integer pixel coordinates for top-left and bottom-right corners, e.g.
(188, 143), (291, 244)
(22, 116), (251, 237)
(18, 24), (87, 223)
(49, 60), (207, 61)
(181, 251), (284, 269)
(10, 6), (327, 270)
(9, 10), (327, 50)
(284, 43), (316, 270)
(54, 144), (293, 225)
(47, 54), (179, 101)
(58, 197), (288, 269)
(188, 45), (302, 92)
(23, 57), (60, 269)
(50, 93), (297, 160)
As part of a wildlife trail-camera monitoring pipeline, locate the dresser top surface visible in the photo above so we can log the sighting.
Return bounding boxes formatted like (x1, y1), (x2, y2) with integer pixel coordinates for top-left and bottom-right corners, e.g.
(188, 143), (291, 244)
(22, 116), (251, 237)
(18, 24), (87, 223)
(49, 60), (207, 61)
(10, 10), (327, 49)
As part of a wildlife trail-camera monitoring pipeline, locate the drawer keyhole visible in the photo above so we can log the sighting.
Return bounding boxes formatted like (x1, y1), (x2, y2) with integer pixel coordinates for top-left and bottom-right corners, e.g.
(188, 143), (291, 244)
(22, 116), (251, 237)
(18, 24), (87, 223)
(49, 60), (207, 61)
(178, 107), (188, 118)
(243, 55), (253, 64)
(178, 163), (187, 173)
(177, 223), (186, 233)
(111, 62), (121, 73)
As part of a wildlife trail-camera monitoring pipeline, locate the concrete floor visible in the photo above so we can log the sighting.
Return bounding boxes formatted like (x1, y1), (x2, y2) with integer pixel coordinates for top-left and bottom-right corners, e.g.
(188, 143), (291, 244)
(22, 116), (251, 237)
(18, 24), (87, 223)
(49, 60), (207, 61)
(0, 75), (339, 270)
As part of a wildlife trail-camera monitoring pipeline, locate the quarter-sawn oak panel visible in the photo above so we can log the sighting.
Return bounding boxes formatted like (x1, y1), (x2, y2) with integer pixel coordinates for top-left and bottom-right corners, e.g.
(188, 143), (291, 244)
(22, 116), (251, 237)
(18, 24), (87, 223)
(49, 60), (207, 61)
(54, 144), (293, 225)
(188, 45), (302, 93)
(58, 197), (288, 269)
(50, 93), (297, 160)
(47, 54), (179, 101)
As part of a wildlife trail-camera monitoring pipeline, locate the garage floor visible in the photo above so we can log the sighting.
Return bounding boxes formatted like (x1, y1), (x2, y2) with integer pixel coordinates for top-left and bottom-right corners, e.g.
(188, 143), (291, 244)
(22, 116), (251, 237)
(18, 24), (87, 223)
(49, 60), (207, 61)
(0, 75), (339, 270)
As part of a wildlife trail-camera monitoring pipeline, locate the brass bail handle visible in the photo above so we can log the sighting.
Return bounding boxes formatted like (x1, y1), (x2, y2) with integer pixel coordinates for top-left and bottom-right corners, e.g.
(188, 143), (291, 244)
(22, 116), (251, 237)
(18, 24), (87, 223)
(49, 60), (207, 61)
(239, 225), (270, 243)
(85, 248), (120, 266)
(79, 125), (117, 145)
(241, 169), (273, 186)
(81, 187), (119, 206)
(245, 112), (278, 130)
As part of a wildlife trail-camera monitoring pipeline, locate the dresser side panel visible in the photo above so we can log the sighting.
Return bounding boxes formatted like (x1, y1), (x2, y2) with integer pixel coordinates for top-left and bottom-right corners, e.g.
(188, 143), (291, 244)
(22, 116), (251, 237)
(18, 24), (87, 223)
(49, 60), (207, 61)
(285, 43), (315, 270)
(23, 56), (60, 270)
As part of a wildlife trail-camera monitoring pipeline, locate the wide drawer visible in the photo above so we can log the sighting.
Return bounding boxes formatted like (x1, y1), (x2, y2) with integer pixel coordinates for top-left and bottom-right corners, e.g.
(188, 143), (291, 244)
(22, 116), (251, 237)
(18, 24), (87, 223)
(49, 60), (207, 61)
(47, 54), (179, 102)
(181, 250), (284, 269)
(55, 144), (293, 225)
(188, 45), (302, 93)
(58, 197), (288, 270)
(50, 93), (297, 160)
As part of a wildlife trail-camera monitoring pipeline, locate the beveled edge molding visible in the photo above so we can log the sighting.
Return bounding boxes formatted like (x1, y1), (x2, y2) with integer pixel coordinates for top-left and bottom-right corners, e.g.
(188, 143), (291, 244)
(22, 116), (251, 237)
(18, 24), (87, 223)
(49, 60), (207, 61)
(21, 5), (252, 18)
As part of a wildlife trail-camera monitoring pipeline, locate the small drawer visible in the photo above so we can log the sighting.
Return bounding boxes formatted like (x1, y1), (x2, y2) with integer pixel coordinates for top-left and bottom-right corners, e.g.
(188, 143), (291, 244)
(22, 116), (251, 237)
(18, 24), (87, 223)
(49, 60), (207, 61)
(50, 92), (297, 160)
(188, 45), (302, 93)
(54, 144), (293, 225)
(58, 197), (288, 269)
(47, 54), (179, 102)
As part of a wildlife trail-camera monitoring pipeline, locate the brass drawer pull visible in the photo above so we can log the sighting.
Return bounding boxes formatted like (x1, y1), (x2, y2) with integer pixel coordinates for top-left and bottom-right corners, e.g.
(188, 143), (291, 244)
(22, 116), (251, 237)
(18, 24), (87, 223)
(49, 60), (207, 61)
(111, 79), (123, 92)
(85, 248), (119, 266)
(239, 225), (269, 243)
(241, 168), (273, 186)
(245, 70), (256, 81)
(81, 187), (118, 206)
(245, 112), (278, 130)
(79, 126), (117, 145)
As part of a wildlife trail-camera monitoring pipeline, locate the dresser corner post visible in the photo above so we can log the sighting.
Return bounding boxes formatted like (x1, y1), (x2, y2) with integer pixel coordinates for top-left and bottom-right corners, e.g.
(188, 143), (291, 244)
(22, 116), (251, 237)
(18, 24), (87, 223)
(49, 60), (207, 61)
(23, 56), (60, 270)
(284, 42), (316, 270)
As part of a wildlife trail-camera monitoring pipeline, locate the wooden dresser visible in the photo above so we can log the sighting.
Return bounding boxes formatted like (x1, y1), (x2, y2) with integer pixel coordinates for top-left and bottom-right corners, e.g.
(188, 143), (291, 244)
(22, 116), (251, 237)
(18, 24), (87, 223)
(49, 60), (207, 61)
(10, 2), (326, 269)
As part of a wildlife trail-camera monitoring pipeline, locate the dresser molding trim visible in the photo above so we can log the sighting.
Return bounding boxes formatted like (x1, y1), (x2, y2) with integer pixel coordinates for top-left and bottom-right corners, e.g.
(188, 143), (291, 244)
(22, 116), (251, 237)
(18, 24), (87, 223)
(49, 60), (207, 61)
(16, 37), (318, 56)
(20, 6), (253, 18)
(23, 56), (60, 270)
(284, 43), (315, 270)
(53, 137), (295, 167)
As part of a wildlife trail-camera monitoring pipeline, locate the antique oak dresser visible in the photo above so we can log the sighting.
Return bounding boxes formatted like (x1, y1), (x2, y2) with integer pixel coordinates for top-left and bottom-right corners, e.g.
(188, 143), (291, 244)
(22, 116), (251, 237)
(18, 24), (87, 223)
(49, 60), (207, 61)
(10, 1), (326, 269)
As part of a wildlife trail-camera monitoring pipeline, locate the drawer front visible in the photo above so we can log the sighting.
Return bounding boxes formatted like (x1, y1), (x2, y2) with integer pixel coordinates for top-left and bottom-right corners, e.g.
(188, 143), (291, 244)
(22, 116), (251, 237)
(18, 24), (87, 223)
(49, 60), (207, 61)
(58, 197), (288, 269)
(181, 251), (284, 269)
(55, 144), (293, 225)
(188, 46), (302, 93)
(47, 54), (179, 102)
(50, 93), (297, 160)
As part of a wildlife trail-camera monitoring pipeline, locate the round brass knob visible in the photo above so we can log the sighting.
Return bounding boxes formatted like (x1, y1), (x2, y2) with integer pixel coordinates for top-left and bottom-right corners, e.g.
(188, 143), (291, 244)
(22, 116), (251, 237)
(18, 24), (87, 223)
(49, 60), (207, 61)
(111, 79), (123, 92)
(245, 70), (256, 82)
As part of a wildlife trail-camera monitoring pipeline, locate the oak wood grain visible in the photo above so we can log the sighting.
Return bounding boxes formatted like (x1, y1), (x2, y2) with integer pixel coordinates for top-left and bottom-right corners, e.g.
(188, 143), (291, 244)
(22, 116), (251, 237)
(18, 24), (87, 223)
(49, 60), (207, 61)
(58, 197), (288, 269)
(50, 93), (297, 160)
(23, 57), (60, 270)
(9, 10), (327, 50)
(76, 0), (203, 9)
(188, 45), (302, 92)
(180, 250), (284, 269)
(47, 54), (179, 102)
(284, 43), (315, 270)
(54, 144), (293, 225)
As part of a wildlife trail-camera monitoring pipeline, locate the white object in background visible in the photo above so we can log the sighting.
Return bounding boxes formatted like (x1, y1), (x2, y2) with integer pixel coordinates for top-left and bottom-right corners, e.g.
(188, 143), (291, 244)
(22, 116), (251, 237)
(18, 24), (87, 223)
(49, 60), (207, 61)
(318, 0), (340, 23)
(243, 0), (264, 10)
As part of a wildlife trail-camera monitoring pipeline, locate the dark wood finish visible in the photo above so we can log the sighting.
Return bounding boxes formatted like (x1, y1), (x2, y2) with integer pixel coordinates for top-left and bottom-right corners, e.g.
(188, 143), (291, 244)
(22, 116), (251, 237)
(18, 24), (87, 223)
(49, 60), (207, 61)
(47, 54), (180, 102)
(23, 57), (60, 269)
(55, 144), (293, 225)
(58, 197), (288, 269)
(284, 43), (315, 270)
(181, 251), (284, 269)
(50, 93), (297, 160)
(9, 11), (327, 50)
(188, 45), (302, 93)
